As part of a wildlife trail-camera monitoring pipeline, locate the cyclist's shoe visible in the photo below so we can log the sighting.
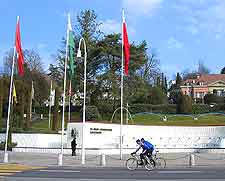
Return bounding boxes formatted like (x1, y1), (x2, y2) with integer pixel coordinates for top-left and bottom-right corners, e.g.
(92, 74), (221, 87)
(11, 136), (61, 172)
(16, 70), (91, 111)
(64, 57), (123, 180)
(138, 160), (143, 165)
(151, 159), (156, 167)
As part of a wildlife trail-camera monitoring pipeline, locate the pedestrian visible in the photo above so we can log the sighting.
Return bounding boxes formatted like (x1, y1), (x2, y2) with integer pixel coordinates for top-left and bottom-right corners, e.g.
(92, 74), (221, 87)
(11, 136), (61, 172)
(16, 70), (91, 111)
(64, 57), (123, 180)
(71, 137), (77, 156)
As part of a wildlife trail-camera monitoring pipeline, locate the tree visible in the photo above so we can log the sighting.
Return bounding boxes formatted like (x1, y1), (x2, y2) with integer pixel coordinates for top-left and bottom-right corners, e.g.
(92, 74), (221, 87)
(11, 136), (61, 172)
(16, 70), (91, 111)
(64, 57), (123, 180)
(53, 9), (162, 107)
(2, 49), (14, 75)
(163, 76), (168, 94)
(176, 95), (192, 114)
(168, 73), (183, 104)
(48, 64), (63, 86)
(175, 73), (182, 88)
(0, 78), (3, 128)
(54, 10), (104, 104)
(139, 49), (160, 84)
(3, 49), (49, 105)
(23, 49), (44, 73)
(52, 87), (60, 131)
(148, 87), (167, 105)
(221, 67), (225, 74)
(197, 60), (210, 74)
(156, 76), (161, 87)
(181, 69), (197, 80)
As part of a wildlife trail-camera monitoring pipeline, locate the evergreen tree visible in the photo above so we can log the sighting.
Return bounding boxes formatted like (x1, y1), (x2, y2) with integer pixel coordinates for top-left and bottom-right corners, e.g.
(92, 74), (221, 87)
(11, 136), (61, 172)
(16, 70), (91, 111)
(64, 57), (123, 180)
(163, 76), (168, 94)
(176, 95), (192, 114)
(221, 67), (225, 74)
(0, 79), (3, 128)
(156, 76), (161, 87)
(175, 72), (182, 88)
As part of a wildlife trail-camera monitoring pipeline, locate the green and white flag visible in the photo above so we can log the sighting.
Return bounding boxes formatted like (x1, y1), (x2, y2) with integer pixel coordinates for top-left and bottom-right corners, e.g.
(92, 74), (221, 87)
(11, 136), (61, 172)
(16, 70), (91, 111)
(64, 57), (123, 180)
(68, 14), (75, 78)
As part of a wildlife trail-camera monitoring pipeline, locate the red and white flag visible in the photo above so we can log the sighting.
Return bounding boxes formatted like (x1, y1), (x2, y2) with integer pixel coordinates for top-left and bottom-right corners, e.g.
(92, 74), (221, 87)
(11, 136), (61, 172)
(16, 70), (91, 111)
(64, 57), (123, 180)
(15, 17), (24, 76)
(123, 15), (130, 76)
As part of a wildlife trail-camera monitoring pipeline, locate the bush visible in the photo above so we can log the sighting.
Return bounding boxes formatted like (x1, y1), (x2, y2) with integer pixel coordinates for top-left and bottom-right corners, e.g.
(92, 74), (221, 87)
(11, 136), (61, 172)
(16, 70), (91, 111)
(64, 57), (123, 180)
(192, 104), (210, 114)
(34, 106), (49, 115)
(96, 102), (117, 115)
(0, 142), (17, 151)
(80, 106), (102, 121)
(128, 104), (177, 114)
(204, 94), (224, 105)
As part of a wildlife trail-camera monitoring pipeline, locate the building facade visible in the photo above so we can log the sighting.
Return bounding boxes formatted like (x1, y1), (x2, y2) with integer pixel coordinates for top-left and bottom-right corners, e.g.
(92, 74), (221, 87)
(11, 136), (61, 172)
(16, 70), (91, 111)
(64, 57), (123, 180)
(180, 74), (225, 102)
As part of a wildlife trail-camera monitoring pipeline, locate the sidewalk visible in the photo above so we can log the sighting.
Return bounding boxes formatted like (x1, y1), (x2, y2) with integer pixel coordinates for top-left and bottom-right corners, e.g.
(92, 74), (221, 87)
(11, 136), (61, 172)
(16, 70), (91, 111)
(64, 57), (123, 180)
(1, 151), (225, 168)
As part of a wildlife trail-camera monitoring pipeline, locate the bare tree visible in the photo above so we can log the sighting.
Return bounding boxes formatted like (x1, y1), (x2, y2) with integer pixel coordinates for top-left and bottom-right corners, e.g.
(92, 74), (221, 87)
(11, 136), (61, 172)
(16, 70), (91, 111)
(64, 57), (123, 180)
(23, 49), (44, 73)
(3, 49), (14, 75)
(198, 60), (210, 74)
(139, 50), (160, 84)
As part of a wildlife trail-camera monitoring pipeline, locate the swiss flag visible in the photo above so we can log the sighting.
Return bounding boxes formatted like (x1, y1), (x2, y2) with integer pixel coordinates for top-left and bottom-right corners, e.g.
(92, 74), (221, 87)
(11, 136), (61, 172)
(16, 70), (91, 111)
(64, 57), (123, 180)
(15, 18), (24, 76)
(123, 20), (130, 76)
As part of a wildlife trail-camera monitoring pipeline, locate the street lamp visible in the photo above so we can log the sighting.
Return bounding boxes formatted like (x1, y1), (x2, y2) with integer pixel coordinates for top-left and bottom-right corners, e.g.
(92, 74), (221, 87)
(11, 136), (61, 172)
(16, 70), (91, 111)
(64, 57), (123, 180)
(77, 38), (87, 165)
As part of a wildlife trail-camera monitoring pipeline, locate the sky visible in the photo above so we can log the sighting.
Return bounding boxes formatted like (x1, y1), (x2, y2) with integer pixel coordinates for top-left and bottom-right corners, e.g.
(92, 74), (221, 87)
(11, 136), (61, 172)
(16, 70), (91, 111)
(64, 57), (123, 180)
(0, 0), (225, 79)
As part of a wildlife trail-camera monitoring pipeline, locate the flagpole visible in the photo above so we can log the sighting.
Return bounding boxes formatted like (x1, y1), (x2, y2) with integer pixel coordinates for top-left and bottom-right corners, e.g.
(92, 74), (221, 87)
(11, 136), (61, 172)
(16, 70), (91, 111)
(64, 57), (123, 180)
(58, 13), (70, 166)
(120, 9), (125, 160)
(29, 81), (33, 124)
(77, 37), (87, 165)
(3, 17), (19, 163)
(48, 80), (52, 129)
(68, 80), (71, 123)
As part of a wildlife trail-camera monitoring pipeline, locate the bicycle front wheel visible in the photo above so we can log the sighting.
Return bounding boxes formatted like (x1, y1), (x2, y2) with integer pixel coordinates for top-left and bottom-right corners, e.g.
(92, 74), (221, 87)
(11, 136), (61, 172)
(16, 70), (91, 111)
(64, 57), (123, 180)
(144, 158), (155, 171)
(126, 158), (138, 170)
(155, 157), (166, 169)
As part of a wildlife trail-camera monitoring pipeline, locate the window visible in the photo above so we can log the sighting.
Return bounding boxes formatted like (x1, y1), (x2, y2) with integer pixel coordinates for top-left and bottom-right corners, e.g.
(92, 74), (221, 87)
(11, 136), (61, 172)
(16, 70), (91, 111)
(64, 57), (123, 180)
(216, 90), (224, 97)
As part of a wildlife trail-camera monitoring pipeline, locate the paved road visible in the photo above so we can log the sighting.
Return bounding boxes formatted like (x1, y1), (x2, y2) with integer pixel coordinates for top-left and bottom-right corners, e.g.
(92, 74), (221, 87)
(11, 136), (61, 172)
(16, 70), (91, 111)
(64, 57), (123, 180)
(2, 166), (225, 181)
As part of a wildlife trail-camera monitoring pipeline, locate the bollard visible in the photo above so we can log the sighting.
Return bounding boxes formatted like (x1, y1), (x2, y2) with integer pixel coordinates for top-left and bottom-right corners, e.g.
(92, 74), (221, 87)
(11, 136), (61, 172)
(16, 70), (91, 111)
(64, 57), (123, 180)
(3, 152), (8, 163)
(189, 154), (195, 166)
(100, 154), (106, 166)
(58, 153), (63, 166)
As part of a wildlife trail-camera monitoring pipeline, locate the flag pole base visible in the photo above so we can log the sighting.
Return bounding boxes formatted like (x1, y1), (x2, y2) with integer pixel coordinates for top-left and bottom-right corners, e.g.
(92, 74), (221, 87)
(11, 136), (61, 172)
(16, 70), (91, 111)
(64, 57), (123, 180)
(58, 153), (63, 166)
(3, 152), (8, 163)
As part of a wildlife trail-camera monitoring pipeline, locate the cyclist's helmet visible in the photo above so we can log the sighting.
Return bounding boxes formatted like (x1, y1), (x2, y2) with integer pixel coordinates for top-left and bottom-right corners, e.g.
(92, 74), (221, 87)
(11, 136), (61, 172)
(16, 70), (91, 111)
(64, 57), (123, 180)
(136, 139), (141, 144)
(141, 138), (145, 142)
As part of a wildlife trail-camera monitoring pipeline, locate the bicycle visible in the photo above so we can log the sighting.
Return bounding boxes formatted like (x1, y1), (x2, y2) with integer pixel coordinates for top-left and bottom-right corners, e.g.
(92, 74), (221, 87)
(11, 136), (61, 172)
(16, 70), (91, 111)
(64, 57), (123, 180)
(151, 150), (166, 169)
(125, 153), (155, 171)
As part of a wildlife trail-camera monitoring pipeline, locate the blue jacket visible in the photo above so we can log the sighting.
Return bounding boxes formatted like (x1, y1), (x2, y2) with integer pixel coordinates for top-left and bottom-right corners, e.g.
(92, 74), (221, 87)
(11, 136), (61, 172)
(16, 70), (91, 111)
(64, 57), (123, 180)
(143, 140), (154, 150)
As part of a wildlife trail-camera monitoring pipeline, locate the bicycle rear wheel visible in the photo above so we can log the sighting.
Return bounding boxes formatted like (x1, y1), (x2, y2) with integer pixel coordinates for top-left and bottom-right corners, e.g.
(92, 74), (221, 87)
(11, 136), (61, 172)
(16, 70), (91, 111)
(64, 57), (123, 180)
(126, 158), (138, 170)
(155, 157), (166, 169)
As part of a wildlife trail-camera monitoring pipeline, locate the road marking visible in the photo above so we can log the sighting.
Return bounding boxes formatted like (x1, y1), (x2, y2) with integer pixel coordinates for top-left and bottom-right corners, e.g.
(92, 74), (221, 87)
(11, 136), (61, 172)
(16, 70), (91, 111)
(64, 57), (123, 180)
(39, 169), (81, 173)
(157, 170), (201, 174)
(0, 170), (21, 173)
(0, 173), (14, 176)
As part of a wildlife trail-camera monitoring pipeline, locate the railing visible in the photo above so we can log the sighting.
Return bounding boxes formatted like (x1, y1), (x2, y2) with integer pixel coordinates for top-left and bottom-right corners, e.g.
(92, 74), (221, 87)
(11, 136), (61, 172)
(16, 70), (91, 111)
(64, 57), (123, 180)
(131, 112), (225, 121)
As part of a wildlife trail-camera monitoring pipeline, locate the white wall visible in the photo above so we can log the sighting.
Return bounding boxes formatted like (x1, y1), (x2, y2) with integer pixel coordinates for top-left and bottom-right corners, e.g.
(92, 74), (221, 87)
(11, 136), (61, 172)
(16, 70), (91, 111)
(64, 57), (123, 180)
(0, 133), (66, 148)
(1, 123), (225, 154)
(67, 122), (225, 153)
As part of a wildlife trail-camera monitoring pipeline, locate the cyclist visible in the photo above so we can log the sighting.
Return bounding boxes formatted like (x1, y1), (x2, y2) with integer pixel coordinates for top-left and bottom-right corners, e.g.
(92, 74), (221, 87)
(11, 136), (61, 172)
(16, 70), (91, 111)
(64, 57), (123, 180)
(141, 138), (155, 157)
(132, 139), (151, 165)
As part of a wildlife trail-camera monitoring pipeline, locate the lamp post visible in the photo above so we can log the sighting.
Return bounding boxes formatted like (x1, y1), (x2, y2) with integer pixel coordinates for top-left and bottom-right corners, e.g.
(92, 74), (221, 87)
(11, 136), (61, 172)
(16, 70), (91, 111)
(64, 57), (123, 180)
(77, 38), (87, 165)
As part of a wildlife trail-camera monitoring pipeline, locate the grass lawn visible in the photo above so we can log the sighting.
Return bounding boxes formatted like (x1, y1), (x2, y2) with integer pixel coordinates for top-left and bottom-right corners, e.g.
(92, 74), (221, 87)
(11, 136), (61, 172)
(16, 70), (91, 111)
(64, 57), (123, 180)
(30, 112), (225, 131)
(131, 114), (225, 126)
(30, 112), (80, 132)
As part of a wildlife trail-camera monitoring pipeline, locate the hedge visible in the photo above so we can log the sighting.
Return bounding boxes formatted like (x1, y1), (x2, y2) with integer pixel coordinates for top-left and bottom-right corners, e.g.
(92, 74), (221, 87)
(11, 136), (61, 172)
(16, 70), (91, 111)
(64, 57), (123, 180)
(80, 106), (102, 121)
(128, 104), (177, 114)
